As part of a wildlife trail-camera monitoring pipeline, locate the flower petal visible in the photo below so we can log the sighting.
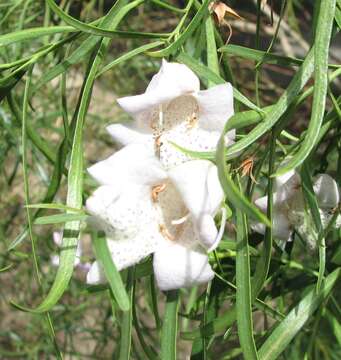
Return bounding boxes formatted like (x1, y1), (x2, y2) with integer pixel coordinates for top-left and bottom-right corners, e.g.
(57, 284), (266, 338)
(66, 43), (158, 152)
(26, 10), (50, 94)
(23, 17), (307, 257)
(146, 60), (200, 94)
(168, 160), (224, 248)
(105, 227), (163, 271)
(275, 169), (297, 189)
(87, 143), (167, 187)
(275, 172), (301, 203)
(160, 127), (223, 169)
(313, 173), (340, 209)
(86, 185), (157, 237)
(53, 231), (62, 246)
(86, 261), (105, 284)
(251, 221), (266, 236)
(197, 214), (218, 250)
(169, 160), (223, 218)
(107, 123), (153, 147)
(86, 235), (158, 282)
(273, 212), (292, 241)
(255, 195), (268, 213)
(194, 83), (234, 133)
(117, 60), (200, 131)
(252, 213), (291, 243)
(86, 184), (163, 271)
(254, 195), (292, 242)
(153, 242), (214, 290)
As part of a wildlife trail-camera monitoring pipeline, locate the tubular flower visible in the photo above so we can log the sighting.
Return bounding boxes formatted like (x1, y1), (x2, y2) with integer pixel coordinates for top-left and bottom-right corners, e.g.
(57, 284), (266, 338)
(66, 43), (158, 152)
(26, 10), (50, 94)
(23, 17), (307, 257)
(107, 60), (235, 169)
(253, 170), (340, 248)
(85, 144), (225, 291)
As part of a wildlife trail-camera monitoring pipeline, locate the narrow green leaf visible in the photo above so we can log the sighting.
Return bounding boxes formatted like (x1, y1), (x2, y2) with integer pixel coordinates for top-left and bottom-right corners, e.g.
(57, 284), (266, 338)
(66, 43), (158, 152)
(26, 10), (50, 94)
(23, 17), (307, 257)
(148, 0), (210, 57)
(46, 0), (165, 39)
(26, 203), (84, 212)
(181, 307), (236, 341)
(150, 0), (186, 13)
(275, 0), (336, 176)
(33, 0), (145, 94)
(0, 264), (13, 272)
(335, 4), (341, 28)
(205, 15), (219, 87)
(181, 288), (285, 341)
(219, 44), (302, 66)
(148, 274), (162, 330)
(34, 213), (88, 225)
(86, 260), (153, 294)
(161, 290), (180, 360)
(301, 163), (325, 292)
(97, 41), (164, 77)
(19, 66), (62, 358)
(251, 132), (275, 299)
(216, 132), (271, 227)
(132, 284), (158, 360)
(21, 65), (42, 288)
(326, 309), (341, 346)
(172, 66), (341, 162)
(93, 234), (130, 312)
(118, 269), (134, 360)
(0, 26), (74, 47)
(14, 0), (129, 313)
(1, 32), (78, 101)
(236, 200), (259, 360)
(225, 48), (314, 158)
(7, 94), (57, 164)
(258, 268), (340, 360)
(31, 35), (97, 94)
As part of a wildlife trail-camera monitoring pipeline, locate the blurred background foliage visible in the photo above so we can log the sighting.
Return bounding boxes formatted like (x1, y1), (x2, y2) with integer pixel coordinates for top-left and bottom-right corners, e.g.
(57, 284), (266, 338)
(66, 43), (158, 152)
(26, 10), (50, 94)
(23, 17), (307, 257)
(0, 0), (341, 359)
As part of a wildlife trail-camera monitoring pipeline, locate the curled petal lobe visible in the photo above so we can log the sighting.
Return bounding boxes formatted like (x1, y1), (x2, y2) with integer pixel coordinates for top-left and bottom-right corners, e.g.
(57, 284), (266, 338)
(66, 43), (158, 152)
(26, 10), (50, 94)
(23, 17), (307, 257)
(153, 242), (214, 291)
(313, 173), (340, 209)
(197, 214), (218, 250)
(207, 164), (225, 213)
(194, 83), (234, 133)
(168, 160), (224, 248)
(168, 160), (224, 218)
(87, 143), (167, 187)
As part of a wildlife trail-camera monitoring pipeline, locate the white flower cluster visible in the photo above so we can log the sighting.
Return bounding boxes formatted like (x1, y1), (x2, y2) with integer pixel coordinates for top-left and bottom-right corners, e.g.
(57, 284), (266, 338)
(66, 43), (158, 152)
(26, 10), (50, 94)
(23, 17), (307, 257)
(85, 60), (235, 290)
(252, 169), (341, 249)
(51, 61), (341, 289)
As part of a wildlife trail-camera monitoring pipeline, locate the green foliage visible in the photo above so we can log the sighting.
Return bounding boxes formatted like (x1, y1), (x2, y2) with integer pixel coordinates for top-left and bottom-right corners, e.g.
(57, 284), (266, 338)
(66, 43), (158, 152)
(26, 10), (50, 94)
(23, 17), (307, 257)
(0, 0), (340, 359)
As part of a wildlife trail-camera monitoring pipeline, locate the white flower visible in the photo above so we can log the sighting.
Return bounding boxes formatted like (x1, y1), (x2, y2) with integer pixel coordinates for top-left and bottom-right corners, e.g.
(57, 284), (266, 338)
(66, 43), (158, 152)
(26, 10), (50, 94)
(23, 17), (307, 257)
(85, 144), (225, 291)
(253, 170), (340, 248)
(107, 60), (235, 169)
(51, 231), (91, 271)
